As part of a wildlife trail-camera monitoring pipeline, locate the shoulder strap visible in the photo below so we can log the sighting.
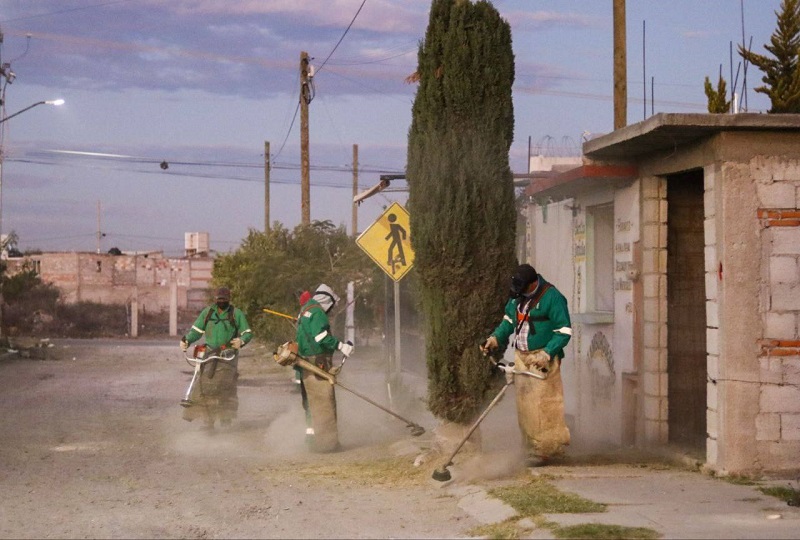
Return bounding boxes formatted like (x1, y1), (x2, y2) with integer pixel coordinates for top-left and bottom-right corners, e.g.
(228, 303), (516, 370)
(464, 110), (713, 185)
(202, 305), (239, 337)
(515, 283), (553, 334)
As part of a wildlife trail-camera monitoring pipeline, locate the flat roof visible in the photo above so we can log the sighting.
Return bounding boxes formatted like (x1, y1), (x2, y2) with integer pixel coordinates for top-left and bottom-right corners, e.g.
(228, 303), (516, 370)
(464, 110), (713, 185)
(583, 113), (800, 161)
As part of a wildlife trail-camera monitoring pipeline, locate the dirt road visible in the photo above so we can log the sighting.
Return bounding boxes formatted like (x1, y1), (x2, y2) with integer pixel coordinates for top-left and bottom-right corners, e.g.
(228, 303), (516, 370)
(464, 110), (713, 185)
(0, 339), (476, 539)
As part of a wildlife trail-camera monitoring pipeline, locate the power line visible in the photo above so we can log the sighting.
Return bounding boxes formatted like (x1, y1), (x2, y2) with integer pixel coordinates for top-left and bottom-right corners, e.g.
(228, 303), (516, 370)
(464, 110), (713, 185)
(315, 0), (368, 75)
(0, 0), (139, 24)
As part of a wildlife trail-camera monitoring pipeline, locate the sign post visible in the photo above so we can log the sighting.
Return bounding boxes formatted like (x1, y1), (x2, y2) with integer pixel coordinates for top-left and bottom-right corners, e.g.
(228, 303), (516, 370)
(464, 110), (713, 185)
(356, 202), (415, 385)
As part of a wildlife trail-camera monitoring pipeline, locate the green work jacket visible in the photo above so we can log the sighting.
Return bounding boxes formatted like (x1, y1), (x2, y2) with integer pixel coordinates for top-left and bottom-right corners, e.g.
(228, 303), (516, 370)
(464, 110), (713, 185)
(296, 300), (340, 357)
(491, 278), (572, 359)
(184, 305), (252, 350)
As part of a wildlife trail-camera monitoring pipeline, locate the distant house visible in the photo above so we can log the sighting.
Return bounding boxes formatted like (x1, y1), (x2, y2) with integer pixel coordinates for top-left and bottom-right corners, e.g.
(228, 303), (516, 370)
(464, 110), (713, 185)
(7, 232), (216, 313)
(522, 113), (800, 476)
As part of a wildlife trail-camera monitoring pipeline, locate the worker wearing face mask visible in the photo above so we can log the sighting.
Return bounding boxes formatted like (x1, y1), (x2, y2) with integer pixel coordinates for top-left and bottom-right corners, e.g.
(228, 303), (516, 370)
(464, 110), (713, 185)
(180, 286), (253, 431)
(295, 283), (353, 452)
(481, 264), (572, 466)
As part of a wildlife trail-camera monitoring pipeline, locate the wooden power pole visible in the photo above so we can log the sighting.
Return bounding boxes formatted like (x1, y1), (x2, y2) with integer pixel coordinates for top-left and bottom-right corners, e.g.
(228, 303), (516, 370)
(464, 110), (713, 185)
(352, 143), (358, 236)
(613, 0), (627, 130)
(264, 141), (270, 233)
(300, 51), (311, 226)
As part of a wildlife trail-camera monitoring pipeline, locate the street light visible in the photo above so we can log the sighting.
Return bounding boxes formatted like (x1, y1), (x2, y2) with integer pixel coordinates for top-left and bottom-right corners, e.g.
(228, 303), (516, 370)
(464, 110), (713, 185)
(0, 98), (65, 343)
(0, 99), (64, 125)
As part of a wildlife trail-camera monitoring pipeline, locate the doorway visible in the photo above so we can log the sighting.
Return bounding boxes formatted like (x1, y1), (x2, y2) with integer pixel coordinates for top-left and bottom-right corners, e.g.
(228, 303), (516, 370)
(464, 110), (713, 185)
(666, 171), (707, 449)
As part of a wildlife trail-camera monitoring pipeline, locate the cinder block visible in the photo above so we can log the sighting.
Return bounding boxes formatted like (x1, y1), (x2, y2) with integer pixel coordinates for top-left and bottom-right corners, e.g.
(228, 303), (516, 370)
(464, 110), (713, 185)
(644, 395), (661, 419)
(706, 300), (719, 328)
(642, 198), (660, 222)
(759, 356), (784, 385)
(784, 357), (800, 385)
(772, 228), (800, 256)
(757, 182), (796, 209)
(761, 384), (800, 413)
(707, 381), (718, 410)
(705, 272), (718, 301)
(756, 413), (781, 441)
(643, 274), (660, 298)
(772, 283), (800, 311)
(644, 323), (660, 348)
(770, 256), (799, 285)
(643, 223), (660, 249)
(643, 298), (659, 323)
(704, 245), (717, 274)
(764, 312), (796, 339)
(706, 436), (718, 465)
(707, 407), (719, 439)
(708, 353), (719, 381)
(642, 347), (660, 373)
(707, 328), (719, 356)
(704, 218), (716, 246)
(783, 413), (800, 441)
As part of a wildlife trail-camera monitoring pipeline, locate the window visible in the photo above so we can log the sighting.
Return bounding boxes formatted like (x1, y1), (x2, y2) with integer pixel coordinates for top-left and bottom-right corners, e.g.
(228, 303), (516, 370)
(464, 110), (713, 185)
(587, 203), (614, 312)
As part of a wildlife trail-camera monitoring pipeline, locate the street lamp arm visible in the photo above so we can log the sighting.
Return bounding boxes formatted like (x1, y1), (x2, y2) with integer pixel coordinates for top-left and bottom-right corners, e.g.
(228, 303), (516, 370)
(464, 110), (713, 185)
(0, 99), (64, 125)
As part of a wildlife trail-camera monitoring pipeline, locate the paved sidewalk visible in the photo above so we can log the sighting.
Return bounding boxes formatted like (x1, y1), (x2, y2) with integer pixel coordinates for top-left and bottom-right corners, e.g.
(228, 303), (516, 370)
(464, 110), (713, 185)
(444, 463), (800, 539)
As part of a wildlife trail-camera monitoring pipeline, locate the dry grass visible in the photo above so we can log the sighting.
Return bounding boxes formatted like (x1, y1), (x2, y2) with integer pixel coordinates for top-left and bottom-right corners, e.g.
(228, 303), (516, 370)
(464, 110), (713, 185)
(294, 456), (429, 488)
(489, 476), (606, 516)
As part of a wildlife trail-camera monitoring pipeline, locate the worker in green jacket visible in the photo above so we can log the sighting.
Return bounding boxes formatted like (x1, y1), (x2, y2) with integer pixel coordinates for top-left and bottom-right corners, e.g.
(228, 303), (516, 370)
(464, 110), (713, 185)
(180, 286), (253, 431)
(481, 264), (572, 466)
(296, 283), (353, 452)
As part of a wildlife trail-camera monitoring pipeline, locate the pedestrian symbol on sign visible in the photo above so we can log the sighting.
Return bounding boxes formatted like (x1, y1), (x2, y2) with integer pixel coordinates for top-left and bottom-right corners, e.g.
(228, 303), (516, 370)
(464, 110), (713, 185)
(385, 213), (407, 274)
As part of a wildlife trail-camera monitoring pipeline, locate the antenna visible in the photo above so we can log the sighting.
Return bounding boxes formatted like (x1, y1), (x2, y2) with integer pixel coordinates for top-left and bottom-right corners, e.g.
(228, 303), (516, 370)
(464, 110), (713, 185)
(740, 0), (749, 111)
(642, 20), (647, 120)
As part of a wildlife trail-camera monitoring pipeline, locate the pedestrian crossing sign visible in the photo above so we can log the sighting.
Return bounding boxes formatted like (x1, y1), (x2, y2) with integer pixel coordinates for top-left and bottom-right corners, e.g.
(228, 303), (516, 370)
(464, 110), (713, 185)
(356, 202), (415, 281)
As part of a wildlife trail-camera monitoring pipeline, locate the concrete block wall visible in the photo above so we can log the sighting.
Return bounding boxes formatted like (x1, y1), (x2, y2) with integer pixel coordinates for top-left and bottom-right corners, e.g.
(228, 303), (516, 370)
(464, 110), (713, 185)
(755, 156), (800, 458)
(703, 164), (720, 466)
(640, 176), (668, 444)
(7, 252), (211, 313)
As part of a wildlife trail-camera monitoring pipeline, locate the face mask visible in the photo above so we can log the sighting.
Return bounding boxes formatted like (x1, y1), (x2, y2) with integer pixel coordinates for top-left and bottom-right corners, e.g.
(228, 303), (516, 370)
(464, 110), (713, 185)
(216, 301), (230, 310)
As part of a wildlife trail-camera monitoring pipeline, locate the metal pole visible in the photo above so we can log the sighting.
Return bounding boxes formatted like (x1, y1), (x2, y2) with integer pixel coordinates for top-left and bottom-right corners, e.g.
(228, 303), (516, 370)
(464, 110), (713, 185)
(264, 141), (270, 233)
(394, 280), (401, 376)
(352, 143), (358, 236)
(613, 0), (627, 130)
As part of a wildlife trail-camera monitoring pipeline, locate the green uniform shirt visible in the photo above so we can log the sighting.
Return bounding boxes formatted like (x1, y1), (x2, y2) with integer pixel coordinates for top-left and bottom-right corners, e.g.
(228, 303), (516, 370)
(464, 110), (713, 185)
(184, 305), (252, 349)
(491, 278), (572, 359)
(296, 300), (341, 357)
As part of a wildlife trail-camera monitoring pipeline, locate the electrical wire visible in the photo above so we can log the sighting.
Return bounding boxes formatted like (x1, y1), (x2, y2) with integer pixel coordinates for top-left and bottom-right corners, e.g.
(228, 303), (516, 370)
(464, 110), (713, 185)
(0, 1), (139, 24)
(315, 0), (368, 75)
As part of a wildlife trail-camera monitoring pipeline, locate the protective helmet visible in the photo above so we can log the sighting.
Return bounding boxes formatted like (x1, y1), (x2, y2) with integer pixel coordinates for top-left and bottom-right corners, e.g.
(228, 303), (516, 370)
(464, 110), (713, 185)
(510, 264), (538, 297)
(312, 283), (340, 313)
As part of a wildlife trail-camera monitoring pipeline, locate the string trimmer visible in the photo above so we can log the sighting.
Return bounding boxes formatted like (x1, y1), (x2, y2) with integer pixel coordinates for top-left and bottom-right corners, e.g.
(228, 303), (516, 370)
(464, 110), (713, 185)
(180, 346), (237, 407)
(273, 342), (425, 437)
(431, 357), (548, 482)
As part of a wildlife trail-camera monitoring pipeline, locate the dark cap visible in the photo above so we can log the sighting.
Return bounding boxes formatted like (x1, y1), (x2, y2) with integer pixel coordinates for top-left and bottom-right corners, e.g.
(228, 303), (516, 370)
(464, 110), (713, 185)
(214, 287), (231, 300)
(510, 264), (538, 296)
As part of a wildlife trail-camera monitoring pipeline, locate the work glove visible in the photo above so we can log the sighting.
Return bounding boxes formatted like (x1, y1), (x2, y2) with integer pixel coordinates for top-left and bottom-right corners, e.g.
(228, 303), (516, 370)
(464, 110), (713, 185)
(530, 350), (551, 371)
(180, 338), (189, 352)
(230, 337), (243, 350)
(480, 336), (499, 355)
(337, 340), (354, 357)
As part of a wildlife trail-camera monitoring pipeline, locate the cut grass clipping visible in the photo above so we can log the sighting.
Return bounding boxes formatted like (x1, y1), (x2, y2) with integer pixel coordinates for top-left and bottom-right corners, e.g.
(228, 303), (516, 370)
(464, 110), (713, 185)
(296, 457), (427, 487)
(489, 477), (606, 515)
(553, 523), (661, 539)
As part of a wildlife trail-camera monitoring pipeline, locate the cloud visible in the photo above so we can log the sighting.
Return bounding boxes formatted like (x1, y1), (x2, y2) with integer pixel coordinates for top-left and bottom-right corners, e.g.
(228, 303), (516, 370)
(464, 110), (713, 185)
(505, 10), (601, 31)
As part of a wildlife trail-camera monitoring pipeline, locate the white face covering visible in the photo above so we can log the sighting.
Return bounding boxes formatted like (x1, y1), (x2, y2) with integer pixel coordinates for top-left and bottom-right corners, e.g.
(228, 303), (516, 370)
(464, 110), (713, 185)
(313, 283), (340, 313)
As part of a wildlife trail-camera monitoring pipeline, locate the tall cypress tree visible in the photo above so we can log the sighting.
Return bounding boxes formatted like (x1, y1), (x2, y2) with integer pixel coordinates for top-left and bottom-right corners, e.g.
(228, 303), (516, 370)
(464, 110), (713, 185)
(407, 0), (517, 424)
(739, 0), (800, 112)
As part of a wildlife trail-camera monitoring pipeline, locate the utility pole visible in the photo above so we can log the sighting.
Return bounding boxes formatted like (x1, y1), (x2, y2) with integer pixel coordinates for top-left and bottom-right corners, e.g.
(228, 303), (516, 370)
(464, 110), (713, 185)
(300, 51), (311, 226)
(613, 0), (627, 130)
(352, 144), (358, 236)
(264, 141), (270, 233)
(96, 200), (103, 254)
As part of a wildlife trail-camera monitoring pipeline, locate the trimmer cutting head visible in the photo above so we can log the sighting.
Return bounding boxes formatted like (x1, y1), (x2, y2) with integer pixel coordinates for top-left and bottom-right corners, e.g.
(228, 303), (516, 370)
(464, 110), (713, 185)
(409, 425), (425, 437)
(431, 466), (452, 482)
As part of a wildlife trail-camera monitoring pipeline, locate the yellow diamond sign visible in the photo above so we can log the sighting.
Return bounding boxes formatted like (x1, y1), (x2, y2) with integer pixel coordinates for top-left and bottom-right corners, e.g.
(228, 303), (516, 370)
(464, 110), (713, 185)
(356, 202), (415, 281)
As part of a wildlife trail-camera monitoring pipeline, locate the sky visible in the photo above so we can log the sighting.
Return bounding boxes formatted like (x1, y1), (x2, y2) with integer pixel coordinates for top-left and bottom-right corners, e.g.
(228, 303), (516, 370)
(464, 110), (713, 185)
(0, 0), (782, 257)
